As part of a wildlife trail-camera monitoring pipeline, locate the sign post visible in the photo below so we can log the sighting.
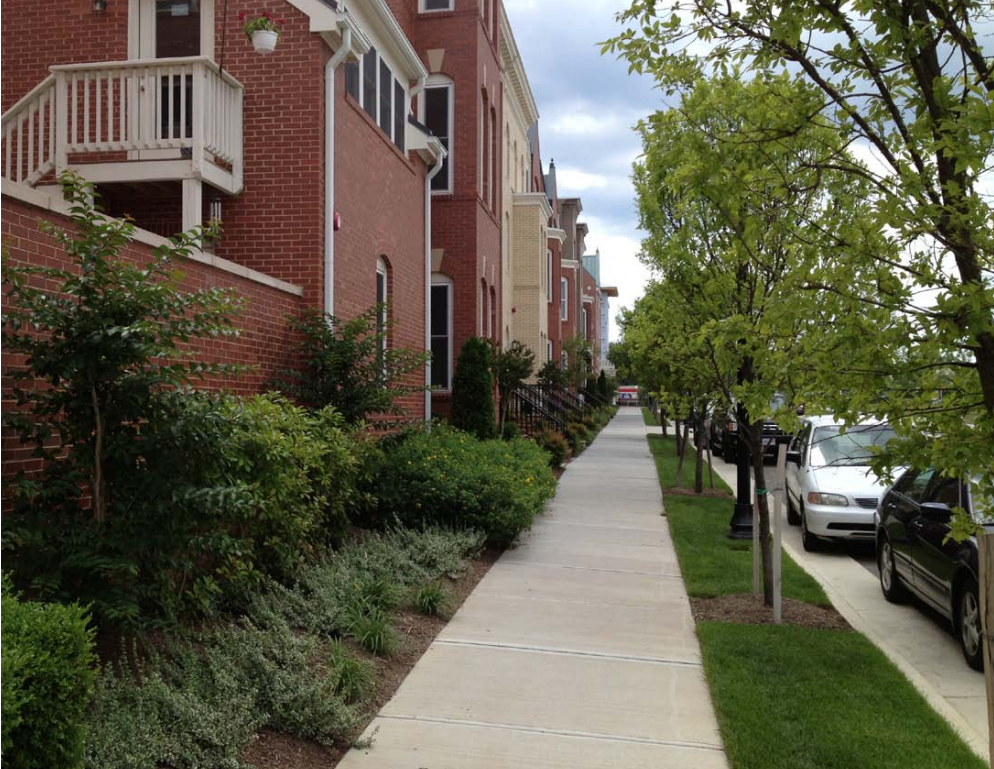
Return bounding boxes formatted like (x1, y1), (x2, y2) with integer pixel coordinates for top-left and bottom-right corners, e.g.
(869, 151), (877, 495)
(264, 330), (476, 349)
(773, 443), (786, 624)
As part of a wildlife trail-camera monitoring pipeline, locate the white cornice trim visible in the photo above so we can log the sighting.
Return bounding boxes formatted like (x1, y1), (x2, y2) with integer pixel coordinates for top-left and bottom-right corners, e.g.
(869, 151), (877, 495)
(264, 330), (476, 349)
(498, 6), (539, 126)
(561, 259), (580, 270)
(582, 294), (595, 304)
(360, 0), (429, 80)
(513, 191), (552, 220)
(547, 227), (567, 244)
(3, 183), (304, 297)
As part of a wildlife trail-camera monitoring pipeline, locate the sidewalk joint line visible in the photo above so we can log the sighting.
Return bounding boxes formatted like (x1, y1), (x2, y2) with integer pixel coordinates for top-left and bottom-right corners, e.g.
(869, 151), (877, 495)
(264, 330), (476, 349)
(433, 638), (702, 667)
(499, 560), (684, 578)
(375, 714), (725, 753)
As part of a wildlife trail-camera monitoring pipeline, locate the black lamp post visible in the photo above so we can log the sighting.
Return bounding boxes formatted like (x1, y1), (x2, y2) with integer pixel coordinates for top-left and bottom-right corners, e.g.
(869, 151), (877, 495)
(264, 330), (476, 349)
(728, 404), (753, 539)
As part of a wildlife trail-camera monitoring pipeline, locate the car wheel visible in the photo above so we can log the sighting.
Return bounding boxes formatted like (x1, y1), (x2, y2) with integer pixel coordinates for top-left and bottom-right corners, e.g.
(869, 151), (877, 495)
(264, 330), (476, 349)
(957, 578), (984, 672)
(787, 495), (800, 526)
(801, 506), (820, 552)
(878, 536), (908, 603)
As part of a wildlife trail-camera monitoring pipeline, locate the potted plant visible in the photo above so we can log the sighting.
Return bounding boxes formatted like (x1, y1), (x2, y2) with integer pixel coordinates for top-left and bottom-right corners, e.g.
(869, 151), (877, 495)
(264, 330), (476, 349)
(239, 10), (284, 54)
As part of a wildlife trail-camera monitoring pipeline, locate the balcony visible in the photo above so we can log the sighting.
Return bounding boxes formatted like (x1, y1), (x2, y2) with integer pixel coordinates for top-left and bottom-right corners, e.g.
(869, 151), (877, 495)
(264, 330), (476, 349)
(2, 57), (243, 226)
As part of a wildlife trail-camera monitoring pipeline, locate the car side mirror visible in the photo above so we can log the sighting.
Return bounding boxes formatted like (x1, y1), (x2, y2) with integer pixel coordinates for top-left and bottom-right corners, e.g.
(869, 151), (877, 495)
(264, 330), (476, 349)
(919, 502), (953, 523)
(787, 450), (802, 467)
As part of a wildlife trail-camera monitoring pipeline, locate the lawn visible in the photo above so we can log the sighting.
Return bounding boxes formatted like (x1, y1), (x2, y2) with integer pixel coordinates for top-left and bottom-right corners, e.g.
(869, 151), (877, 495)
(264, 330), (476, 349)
(647, 434), (828, 605)
(644, 428), (985, 769)
(641, 406), (659, 426)
(697, 622), (986, 769)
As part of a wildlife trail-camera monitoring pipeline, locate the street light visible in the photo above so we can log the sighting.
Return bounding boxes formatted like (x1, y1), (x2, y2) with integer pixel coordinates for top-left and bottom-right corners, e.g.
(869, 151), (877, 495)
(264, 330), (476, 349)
(728, 404), (753, 539)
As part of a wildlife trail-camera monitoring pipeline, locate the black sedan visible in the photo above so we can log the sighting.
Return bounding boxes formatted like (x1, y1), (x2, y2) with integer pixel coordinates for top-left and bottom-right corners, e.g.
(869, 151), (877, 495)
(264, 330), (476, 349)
(877, 469), (989, 671)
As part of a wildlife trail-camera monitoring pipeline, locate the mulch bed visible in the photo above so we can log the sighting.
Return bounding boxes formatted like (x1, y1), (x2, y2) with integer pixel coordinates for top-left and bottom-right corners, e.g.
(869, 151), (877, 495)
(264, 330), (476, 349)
(240, 547), (503, 769)
(666, 487), (732, 498)
(691, 593), (851, 631)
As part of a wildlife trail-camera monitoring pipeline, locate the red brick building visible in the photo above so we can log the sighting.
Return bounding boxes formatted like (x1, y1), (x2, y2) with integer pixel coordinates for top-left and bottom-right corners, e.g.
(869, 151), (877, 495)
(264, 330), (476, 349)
(2, 0), (445, 427)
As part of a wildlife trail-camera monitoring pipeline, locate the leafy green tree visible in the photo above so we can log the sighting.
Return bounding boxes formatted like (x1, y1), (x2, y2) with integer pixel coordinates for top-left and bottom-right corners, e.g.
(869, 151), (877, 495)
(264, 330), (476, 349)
(607, 0), (994, 517)
(274, 305), (429, 424)
(2, 172), (240, 524)
(537, 360), (567, 388)
(451, 337), (496, 439)
(490, 341), (535, 437)
(562, 335), (593, 390)
(628, 74), (888, 603)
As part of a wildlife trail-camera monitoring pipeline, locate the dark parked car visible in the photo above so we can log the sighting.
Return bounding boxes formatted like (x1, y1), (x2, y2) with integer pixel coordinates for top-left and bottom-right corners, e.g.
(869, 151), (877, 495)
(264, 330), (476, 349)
(710, 410), (789, 463)
(877, 469), (991, 671)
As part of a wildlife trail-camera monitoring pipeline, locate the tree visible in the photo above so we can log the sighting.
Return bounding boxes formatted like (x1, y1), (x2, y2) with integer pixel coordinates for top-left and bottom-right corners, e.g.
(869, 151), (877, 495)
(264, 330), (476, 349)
(607, 0), (994, 512)
(491, 340), (536, 436)
(2, 172), (240, 523)
(628, 74), (889, 603)
(451, 337), (496, 439)
(537, 360), (567, 388)
(607, 341), (636, 385)
(274, 305), (429, 425)
(562, 335), (594, 390)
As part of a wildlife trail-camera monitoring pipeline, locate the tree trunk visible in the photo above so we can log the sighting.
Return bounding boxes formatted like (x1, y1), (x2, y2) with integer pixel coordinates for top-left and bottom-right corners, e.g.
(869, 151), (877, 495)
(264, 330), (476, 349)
(660, 409), (668, 436)
(674, 418), (682, 455)
(705, 425), (715, 490)
(694, 412), (704, 494)
(749, 422), (773, 606)
(90, 385), (106, 522)
(675, 424), (691, 489)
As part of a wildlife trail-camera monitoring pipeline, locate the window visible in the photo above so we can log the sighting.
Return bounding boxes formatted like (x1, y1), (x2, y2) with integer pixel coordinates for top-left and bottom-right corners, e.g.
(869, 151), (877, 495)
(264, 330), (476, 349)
(547, 339), (553, 362)
(480, 279), (487, 336)
(345, 61), (360, 101)
(490, 286), (497, 341)
(546, 249), (552, 301)
(490, 107), (498, 212)
(394, 79), (406, 152)
(423, 81), (452, 193)
(560, 277), (568, 320)
(431, 278), (453, 389)
(422, 0), (453, 10)
(346, 48), (406, 151)
(481, 93), (490, 207)
(362, 48), (377, 122)
(378, 59), (392, 136)
(376, 258), (389, 375)
(582, 308), (588, 339)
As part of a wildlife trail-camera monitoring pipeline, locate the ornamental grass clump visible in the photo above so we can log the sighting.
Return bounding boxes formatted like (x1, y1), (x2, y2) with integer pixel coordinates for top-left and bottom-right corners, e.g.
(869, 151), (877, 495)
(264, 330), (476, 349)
(365, 426), (556, 546)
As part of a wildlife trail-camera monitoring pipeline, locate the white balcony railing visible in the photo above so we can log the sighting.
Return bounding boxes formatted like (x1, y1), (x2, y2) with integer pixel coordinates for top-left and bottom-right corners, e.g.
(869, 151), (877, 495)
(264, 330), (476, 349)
(2, 57), (243, 193)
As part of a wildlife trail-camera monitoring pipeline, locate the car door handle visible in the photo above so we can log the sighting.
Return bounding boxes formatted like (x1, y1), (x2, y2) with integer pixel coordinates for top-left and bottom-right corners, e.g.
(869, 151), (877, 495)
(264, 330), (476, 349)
(908, 519), (923, 532)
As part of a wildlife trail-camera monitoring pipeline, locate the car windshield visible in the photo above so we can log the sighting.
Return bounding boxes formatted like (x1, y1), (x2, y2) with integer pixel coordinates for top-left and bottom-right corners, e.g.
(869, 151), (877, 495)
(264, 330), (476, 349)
(810, 425), (895, 467)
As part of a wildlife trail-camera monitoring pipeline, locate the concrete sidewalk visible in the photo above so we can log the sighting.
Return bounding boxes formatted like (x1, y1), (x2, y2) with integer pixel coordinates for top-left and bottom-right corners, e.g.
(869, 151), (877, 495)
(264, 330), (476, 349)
(339, 409), (728, 768)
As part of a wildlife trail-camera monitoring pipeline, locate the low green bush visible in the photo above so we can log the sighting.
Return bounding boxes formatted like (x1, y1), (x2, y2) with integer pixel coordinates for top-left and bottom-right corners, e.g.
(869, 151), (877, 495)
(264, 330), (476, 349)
(365, 426), (556, 546)
(7, 393), (360, 626)
(533, 429), (571, 468)
(2, 579), (96, 769)
(83, 528), (482, 768)
(450, 337), (496, 439)
(415, 582), (449, 616)
(564, 422), (590, 453)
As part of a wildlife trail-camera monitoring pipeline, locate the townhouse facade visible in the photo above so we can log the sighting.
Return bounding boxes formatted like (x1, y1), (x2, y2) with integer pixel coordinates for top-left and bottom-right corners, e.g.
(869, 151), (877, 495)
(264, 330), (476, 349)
(1, 0), (615, 473)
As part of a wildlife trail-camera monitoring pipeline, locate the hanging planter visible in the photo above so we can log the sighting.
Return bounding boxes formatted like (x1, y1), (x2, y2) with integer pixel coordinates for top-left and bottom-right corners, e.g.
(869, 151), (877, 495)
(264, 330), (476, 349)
(239, 11), (284, 54)
(251, 29), (279, 54)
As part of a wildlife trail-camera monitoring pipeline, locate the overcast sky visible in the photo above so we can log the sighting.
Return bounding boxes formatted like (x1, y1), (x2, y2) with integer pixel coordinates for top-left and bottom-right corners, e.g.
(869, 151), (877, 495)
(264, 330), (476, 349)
(504, 0), (664, 345)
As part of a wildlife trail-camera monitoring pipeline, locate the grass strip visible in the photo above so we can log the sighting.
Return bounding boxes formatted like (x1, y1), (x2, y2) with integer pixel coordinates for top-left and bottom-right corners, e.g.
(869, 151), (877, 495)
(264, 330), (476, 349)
(648, 434), (828, 605)
(697, 622), (986, 769)
(644, 425), (983, 768)
(641, 406), (659, 426)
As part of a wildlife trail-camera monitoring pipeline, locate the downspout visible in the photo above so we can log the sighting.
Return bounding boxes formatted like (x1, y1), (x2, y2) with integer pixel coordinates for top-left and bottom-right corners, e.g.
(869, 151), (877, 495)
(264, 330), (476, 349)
(424, 144), (445, 420)
(325, 26), (353, 316)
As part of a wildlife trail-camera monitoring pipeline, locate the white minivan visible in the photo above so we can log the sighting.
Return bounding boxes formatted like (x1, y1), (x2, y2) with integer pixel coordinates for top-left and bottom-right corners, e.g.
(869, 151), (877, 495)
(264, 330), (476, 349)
(785, 416), (896, 551)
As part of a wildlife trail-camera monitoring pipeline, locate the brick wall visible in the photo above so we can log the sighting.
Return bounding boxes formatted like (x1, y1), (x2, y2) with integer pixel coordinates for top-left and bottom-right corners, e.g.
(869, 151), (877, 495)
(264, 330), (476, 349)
(2, 193), (303, 484)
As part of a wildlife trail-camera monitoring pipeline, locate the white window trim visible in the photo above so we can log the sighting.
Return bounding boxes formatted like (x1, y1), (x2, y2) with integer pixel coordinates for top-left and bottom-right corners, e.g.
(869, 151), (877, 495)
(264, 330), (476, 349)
(430, 276), (454, 391)
(547, 339), (553, 363)
(546, 249), (552, 301)
(420, 77), (454, 194)
(376, 257), (389, 371)
(560, 277), (568, 321)
(582, 308), (588, 340)
(420, 0), (454, 12)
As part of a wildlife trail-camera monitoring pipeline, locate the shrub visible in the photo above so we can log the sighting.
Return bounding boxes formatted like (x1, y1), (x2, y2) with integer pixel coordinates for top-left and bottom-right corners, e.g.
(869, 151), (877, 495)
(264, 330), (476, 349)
(2, 580), (96, 769)
(533, 429), (570, 468)
(346, 604), (397, 656)
(451, 337), (496, 439)
(491, 341), (535, 435)
(564, 422), (590, 453)
(6, 392), (360, 626)
(328, 642), (373, 704)
(501, 419), (521, 440)
(537, 360), (567, 388)
(415, 582), (449, 616)
(365, 426), (556, 546)
(272, 305), (428, 425)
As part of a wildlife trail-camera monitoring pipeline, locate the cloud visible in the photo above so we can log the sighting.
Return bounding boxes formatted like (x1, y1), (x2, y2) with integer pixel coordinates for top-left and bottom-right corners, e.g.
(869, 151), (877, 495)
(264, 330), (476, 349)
(554, 166), (611, 191)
